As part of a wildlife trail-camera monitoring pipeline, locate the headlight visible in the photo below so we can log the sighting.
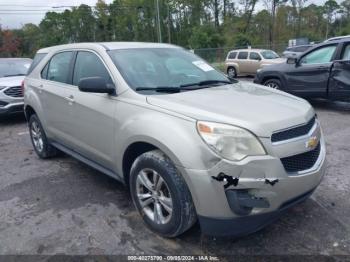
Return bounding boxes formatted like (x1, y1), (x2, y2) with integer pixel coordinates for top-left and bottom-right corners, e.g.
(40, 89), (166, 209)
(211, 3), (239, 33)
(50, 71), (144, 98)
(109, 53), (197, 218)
(0, 86), (7, 90)
(197, 121), (266, 161)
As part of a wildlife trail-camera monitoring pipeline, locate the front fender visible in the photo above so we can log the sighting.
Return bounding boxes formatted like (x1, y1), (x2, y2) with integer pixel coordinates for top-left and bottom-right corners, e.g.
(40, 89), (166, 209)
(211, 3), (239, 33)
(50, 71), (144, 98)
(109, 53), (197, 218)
(114, 106), (221, 176)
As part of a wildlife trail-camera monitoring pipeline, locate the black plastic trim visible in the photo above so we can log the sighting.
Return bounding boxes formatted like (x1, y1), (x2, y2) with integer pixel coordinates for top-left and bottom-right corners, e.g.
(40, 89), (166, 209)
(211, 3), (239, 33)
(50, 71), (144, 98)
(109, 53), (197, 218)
(198, 187), (315, 237)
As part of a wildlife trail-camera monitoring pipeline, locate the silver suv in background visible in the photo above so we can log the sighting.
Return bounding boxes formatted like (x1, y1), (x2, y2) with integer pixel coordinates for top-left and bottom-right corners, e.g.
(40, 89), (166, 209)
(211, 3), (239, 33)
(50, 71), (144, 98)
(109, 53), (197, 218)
(0, 58), (32, 117)
(282, 44), (313, 58)
(24, 43), (326, 237)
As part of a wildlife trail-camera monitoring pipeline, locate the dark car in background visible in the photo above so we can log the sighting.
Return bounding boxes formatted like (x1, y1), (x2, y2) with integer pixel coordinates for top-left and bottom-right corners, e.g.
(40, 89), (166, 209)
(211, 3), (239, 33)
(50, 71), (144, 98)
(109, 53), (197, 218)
(254, 39), (350, 101)
(282, 44), (313, 58)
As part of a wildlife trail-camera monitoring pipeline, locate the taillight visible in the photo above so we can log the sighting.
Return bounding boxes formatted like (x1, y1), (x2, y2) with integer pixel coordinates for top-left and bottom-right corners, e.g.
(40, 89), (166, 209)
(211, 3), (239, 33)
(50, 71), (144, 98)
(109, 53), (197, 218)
(21, 80), (24, 96)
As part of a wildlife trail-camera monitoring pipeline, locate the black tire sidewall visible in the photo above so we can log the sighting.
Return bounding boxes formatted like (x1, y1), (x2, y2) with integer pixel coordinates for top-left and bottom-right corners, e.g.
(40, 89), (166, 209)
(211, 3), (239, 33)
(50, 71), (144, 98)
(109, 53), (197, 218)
(227, 67), (237, 78)
(29, 114), (51, 158)
(129, 153), (186, 237)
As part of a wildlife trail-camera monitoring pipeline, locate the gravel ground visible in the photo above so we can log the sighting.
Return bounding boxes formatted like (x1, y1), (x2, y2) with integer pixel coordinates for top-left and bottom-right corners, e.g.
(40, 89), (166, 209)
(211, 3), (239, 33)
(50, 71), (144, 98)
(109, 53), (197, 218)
(0, 87), (349, 257)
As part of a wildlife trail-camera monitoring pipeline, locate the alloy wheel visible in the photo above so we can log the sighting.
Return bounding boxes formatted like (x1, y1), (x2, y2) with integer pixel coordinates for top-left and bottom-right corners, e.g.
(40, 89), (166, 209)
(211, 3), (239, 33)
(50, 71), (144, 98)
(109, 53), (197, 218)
(265, 82), (279, 89)
(136, 168), (173, 225)
(31, 121), (44, 152)
(228, 68), (236, 78)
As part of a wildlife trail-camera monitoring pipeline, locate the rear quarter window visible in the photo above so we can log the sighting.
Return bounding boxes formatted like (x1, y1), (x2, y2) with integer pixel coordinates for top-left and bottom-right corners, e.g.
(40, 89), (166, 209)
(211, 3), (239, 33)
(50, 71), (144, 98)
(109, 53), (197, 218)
(228, 52), (237, 59)
(27, 53), (47, 75)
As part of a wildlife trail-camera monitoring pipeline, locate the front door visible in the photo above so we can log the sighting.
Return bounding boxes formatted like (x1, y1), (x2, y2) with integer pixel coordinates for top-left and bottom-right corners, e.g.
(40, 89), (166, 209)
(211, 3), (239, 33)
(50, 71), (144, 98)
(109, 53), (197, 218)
(329, 43), (350, 100)
(285, 44), (337, 98)
(248, 52), (262, 74)
(65, 51), (116, 170)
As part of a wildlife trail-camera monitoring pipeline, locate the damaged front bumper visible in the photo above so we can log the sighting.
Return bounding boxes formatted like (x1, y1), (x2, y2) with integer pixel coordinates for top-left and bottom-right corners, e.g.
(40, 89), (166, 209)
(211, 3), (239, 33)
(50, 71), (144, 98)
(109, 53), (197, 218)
(177, 136), (326, 237)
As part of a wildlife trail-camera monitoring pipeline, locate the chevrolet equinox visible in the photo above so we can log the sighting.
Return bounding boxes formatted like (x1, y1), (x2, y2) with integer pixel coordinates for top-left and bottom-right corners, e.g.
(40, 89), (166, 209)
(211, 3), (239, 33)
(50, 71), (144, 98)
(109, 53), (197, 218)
(24, 42), (326, 237)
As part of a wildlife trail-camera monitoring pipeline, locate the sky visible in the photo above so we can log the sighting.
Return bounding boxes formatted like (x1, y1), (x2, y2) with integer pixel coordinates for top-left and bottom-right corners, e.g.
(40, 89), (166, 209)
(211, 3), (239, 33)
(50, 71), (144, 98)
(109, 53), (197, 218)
(0, 0), (344, 29)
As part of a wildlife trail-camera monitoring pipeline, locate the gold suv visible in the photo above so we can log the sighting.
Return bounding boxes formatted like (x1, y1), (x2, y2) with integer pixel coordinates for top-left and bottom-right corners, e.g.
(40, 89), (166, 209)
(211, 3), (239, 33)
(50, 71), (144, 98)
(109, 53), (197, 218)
(225, 49), (285, 78)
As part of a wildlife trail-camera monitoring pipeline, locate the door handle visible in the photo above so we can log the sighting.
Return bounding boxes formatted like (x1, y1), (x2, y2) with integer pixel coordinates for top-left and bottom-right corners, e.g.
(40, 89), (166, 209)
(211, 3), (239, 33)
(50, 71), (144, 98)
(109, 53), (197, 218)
(65, 95), (75, 103)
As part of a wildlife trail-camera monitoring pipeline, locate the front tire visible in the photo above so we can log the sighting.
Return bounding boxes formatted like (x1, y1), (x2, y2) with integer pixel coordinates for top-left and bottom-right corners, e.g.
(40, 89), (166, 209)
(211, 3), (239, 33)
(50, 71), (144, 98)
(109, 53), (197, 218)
(129, 150), (197, 238)
(264, 78), (282, 90)
(29, 114), (58, 159)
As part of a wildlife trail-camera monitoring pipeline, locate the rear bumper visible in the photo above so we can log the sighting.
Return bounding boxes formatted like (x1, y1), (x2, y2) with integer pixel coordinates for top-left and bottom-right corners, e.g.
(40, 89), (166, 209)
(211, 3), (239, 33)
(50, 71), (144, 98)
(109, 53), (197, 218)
(198, 187), (315, 237)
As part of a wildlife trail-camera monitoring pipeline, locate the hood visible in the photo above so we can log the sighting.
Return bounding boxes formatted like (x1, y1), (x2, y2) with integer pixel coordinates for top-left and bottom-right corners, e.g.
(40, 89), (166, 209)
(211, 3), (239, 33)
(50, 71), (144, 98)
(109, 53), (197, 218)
(146, 82), (314, 137)
(0, 76), (25, 87)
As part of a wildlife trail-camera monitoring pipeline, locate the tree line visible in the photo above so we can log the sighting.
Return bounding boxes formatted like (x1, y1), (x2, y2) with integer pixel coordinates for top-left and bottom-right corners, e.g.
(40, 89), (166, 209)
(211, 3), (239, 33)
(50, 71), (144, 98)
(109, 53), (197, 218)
(0, 0), (349, 58)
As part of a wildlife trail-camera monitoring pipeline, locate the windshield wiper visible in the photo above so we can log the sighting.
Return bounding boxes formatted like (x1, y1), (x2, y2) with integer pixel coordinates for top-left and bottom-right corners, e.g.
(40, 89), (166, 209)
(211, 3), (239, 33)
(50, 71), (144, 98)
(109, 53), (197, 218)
(180, 80), (232, 88)
(135, 80), (234, 93)
(135, 87), (181, 93)
(3, 73), (26, 77)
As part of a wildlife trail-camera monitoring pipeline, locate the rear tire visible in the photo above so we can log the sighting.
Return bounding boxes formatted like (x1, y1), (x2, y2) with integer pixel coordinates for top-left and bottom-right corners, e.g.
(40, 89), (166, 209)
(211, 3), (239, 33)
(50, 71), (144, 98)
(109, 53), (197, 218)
(129, 150), (197, 238)
(29, 114), (58, 159)
(227, 67), (237, 78)
(264, 78), (282, 90)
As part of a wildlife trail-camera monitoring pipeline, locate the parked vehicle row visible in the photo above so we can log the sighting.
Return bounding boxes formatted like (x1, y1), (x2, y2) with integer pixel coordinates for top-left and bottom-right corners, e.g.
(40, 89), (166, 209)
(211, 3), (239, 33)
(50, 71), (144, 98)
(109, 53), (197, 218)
(23, 42), (325, 238)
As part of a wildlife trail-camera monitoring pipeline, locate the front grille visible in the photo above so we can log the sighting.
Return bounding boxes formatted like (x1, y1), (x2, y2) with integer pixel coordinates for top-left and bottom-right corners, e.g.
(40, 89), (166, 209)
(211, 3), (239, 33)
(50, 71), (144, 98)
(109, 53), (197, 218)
(4, 86), (22, 98)
(271, 116), (316, 143)
(280, 143), (321, 173)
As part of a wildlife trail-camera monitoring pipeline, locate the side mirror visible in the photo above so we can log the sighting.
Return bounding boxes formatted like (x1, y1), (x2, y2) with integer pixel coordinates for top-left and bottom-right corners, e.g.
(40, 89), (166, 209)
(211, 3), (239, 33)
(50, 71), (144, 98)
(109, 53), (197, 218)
(78, 77), (115, 94)
(287, 57), (297, 65)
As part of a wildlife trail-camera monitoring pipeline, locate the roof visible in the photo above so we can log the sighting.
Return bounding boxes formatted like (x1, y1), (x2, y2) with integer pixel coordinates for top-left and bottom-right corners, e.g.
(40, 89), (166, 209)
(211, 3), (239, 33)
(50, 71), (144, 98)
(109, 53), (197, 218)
(37, 42), (180, 53)
(324, 35), (350, 42)
(228, 49), (272, 52)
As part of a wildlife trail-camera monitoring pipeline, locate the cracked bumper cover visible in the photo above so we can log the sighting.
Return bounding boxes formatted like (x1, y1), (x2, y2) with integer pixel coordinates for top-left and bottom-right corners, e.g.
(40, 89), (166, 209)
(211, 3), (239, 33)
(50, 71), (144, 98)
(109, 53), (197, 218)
(177, 137), (326, 237)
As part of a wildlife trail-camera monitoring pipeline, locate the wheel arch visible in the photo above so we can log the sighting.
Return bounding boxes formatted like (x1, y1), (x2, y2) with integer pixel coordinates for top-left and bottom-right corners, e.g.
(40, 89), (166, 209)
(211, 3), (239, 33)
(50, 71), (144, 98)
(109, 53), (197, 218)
(121, 139), (182, 186)
(24, 105), (36, 121)
(261, 74), (287, 89)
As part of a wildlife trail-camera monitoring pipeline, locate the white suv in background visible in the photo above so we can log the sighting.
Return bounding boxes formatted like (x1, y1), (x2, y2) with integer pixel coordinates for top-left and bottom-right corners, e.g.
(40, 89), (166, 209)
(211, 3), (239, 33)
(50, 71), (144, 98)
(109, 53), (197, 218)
(0, 58), (32, 118)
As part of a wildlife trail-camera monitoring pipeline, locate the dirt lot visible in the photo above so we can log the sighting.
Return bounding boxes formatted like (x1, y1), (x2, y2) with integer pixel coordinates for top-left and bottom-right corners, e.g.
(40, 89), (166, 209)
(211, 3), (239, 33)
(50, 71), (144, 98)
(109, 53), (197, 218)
(0, 95), (350, 257)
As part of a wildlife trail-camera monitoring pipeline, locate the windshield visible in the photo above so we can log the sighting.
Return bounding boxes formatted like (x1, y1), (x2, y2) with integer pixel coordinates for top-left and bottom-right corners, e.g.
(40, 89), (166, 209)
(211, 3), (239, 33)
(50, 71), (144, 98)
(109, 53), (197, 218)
(0, 59), (32, 78)
(108, 48), (229, 93)
(261, 50), (280, 59)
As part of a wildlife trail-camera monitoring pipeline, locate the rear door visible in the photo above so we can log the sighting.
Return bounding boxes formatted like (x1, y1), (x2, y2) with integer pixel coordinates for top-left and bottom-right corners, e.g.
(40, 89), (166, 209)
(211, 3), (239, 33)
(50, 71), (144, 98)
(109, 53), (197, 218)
(65, 50), (116, 169)
(285, 44), (337, 97)
(40, 51), (75, 143)
(329, 43), (350, 100)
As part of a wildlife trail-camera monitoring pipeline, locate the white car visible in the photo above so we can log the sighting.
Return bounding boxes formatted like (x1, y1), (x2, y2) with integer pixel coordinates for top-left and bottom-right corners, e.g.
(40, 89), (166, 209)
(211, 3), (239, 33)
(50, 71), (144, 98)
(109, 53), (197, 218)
(0, 58), (32, 118)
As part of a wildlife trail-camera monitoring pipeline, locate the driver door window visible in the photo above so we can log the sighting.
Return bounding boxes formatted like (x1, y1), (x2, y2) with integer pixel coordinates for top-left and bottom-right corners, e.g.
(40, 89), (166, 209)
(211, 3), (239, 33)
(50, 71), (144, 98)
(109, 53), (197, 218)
(341, 44), (350, 60)
(73, 51), (113, 86)
(300, 45), (337, 65)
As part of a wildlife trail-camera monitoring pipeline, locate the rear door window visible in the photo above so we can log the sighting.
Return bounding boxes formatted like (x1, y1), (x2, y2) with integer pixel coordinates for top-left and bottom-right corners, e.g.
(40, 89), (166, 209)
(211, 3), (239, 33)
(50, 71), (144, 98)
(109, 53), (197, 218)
(237, 52), (248, 60)
(72, 51), (113, 86)
(47, 52), (74, 84)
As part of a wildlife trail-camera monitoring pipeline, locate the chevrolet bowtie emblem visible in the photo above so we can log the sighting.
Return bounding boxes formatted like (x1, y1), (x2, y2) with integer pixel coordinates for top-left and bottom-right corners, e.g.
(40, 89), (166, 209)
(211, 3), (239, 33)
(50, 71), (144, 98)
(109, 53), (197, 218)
(306, 136), (318, 149)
